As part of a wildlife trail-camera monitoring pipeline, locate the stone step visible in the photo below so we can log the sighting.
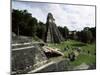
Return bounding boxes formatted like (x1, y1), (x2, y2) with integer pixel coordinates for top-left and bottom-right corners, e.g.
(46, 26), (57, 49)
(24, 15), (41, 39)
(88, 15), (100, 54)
(12, 46), (35, 51)
(12, 42), (33, 49)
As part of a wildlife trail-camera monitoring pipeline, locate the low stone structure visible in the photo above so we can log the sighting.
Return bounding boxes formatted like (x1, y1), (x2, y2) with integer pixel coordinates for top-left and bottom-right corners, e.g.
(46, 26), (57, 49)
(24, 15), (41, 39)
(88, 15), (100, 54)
(12, 43), (48, 74)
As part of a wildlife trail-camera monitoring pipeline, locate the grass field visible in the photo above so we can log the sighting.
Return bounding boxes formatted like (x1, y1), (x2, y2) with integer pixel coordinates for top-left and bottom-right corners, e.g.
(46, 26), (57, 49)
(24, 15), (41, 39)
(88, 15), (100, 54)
(48, 40), (96, 67)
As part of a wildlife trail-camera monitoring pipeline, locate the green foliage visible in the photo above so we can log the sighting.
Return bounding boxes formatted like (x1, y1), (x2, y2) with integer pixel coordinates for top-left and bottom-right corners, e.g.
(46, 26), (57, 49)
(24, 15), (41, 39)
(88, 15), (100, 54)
(58, 26), (69, 39)
(36, 21), (46, 40)
(76, 27), (95, 43)
(12, 9), (46, 41)
(89, 27), (96, 41)
(12, 9), (34, 36)
(81, 27), (93, 43)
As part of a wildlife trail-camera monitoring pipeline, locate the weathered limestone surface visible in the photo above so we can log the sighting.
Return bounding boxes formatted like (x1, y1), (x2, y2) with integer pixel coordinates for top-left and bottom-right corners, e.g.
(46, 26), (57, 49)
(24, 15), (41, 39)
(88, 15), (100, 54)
(29, 57), (70, 73)
(45, 13), (64, 43)
(12, 43), (48, 74)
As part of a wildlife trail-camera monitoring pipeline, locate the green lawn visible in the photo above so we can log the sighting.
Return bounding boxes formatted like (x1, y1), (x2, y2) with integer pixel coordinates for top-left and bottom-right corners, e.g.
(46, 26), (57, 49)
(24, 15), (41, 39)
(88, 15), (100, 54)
(48, 40), (96, 66)
(70, 54), (96, 66)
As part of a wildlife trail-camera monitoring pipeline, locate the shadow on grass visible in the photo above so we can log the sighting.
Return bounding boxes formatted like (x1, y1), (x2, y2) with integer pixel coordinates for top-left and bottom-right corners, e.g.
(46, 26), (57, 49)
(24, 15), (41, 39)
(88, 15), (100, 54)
(71, 43), (86, 47)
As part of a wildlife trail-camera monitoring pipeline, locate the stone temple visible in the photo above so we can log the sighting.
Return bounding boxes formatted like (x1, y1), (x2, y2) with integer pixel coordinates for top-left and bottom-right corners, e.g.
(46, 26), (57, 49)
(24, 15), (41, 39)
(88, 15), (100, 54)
(44, 13), (64, 43)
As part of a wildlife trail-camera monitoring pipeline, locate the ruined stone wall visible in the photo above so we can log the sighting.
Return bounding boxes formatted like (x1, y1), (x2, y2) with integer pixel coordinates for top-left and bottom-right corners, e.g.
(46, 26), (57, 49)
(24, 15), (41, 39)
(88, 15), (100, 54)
(12, 45), (47, 74)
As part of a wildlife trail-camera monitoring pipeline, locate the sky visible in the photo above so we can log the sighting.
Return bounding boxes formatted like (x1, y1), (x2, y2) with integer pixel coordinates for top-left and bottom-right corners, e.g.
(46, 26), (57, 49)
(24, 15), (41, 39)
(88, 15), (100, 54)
(12, 0), (95, 31)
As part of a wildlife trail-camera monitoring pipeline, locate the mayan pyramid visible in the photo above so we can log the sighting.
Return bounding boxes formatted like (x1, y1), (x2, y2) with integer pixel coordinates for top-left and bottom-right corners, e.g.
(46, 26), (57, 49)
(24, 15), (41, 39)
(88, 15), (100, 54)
(44, 13), (64, 43)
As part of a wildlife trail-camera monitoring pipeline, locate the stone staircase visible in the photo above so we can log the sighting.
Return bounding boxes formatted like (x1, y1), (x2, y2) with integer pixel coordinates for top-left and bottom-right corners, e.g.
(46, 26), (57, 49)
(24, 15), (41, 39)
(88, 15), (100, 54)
(12, 42), (48, 74)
